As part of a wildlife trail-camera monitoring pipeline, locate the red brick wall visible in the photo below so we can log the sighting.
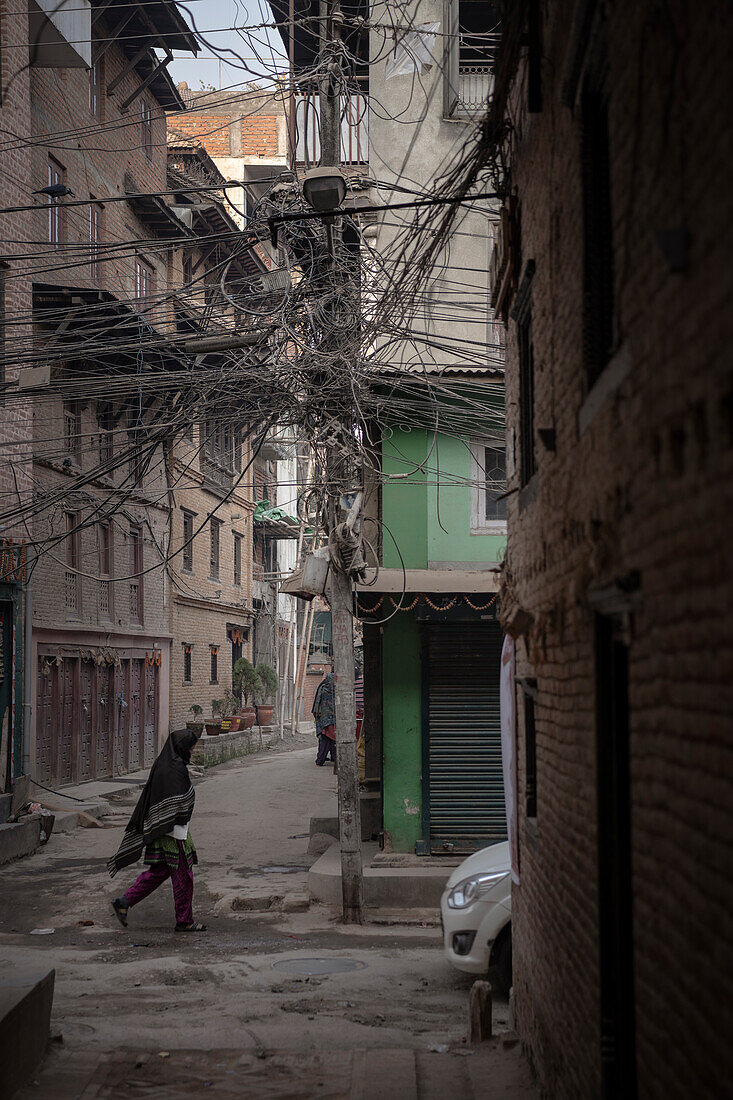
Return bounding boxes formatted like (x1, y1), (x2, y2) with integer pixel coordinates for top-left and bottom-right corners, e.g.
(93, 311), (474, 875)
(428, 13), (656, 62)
(499, 2), (733, 1097)
(168, 115), (232, 156)
(240, 116), (278, 157)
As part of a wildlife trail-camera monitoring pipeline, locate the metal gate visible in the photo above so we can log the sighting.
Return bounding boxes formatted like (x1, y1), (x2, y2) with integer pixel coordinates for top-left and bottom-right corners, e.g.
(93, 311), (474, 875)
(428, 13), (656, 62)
(425, 623), (506, 854)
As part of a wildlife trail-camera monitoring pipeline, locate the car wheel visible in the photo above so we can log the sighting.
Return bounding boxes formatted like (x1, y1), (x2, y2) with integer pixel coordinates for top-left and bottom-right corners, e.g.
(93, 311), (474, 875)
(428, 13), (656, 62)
(491, 926), (512, 994)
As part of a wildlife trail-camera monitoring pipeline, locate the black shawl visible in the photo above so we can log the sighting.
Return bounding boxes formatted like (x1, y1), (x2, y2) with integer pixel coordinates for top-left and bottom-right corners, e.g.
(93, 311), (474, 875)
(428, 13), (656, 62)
(107, 730), (198, 878)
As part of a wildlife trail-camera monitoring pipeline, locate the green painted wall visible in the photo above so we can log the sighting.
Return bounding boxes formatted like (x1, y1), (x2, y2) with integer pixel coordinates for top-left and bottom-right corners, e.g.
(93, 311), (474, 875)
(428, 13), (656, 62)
(382, 428), (506, 569)
(382, 613), (423, 851)
(381, 429), (429, 569)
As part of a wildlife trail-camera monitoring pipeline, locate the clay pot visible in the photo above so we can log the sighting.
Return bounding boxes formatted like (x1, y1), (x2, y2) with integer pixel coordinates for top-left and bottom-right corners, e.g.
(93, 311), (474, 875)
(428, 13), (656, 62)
(205, 721), (221, 737)
(239, 706), (257, 730)
(255, 703), (275, 726)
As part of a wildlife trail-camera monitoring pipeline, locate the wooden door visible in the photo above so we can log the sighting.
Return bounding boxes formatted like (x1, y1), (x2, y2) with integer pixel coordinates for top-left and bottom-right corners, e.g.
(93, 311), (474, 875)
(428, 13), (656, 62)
(96, 665), (113, 778)
(114, 663), (128, 775)
(57, 656), (77, 785)
(78, 659), (94, 783)
(143, 661), (157, 766)
(35, 658), (57, 786)
(128, 659), (142, 770)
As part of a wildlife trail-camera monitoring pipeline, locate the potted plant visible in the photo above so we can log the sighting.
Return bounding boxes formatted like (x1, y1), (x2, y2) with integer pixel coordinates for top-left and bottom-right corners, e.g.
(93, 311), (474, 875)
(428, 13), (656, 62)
(206, 697), (226, 737)
(232, 657), (263, 730)
(187, 703), (204, 736)
(221, 690), (242, 732)
(254, 663), (279, 727)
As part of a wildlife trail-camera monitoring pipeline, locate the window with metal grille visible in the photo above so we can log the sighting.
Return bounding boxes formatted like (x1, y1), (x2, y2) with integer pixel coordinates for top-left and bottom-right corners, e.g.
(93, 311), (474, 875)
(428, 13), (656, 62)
(140, 98), (153, 160)
(182, 510), (194, 571)
(183, 644), (192, 683)
(209, 518), (221, 579)
(64, 400), (82, 463)
(99, 521), (112, 618)
(210, 645), (219, 684)
(47, 158), (64, 245)
(65, 512), (80, 615)
(233, 532), (242, 587)
(524, 690), (537, 818)
(581, 43), (614, 388)
(518, 312), (536, 485)
(129, 527), (143, 623)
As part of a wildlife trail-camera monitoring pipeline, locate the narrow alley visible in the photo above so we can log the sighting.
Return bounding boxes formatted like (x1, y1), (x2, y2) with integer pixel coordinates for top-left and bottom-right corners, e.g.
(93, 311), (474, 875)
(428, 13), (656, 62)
(0, 739), (535, 1098)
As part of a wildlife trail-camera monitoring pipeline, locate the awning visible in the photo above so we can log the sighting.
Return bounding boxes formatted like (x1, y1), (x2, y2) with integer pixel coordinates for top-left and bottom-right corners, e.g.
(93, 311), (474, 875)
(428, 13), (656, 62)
(253, 502), (302, 539)
(356, 567), (500, 594)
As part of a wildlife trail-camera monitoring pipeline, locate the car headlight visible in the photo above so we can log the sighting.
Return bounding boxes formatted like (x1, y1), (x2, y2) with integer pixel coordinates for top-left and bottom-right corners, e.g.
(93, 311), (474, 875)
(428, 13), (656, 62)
(447, 870), (509, 909)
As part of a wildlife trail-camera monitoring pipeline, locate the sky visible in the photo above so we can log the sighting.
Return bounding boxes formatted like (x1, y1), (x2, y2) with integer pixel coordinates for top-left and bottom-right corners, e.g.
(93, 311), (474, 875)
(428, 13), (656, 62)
(169, 0), (288, 93)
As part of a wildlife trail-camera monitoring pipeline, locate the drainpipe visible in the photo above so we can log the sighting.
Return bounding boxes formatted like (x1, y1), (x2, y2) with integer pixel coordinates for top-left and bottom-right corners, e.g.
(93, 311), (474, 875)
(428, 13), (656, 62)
(22, 544), (33, 776)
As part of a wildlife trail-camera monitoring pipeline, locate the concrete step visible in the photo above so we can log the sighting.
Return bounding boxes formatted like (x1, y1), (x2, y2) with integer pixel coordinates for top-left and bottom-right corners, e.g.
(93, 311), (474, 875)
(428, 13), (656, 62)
(309, 842), (454, 909)
(0, 818), (41, 866)
(0, 969), (54, 1100)
(50, 801), (110, 833)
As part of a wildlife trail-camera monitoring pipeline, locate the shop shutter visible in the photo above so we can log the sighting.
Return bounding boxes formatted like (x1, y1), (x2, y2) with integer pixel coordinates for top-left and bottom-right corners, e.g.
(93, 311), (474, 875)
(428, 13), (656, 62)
(426, 622), (506, 854)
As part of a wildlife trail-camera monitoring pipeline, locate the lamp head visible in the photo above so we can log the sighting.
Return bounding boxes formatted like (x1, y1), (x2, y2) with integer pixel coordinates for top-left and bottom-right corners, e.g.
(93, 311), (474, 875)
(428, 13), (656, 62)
(302, 167), (347, 212)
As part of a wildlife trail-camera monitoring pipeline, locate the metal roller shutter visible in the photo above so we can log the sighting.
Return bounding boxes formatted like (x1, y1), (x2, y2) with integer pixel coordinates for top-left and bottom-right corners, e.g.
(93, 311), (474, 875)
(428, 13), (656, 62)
(427, 623), (506, 854)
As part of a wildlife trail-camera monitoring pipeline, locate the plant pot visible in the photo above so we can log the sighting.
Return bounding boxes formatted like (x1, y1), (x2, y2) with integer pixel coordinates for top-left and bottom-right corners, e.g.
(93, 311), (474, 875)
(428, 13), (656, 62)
(239, 706), (257, 730)
(186, 721), (204, 736)
(205, 721), (221, 737)
(224, 715), (242, 732)
(255, 703), (275, 727)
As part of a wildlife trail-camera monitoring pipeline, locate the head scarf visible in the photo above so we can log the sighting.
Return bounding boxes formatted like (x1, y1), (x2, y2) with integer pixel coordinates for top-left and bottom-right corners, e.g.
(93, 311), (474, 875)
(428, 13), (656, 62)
(312, 672), (335, 735)
(107, 730), (198, 878)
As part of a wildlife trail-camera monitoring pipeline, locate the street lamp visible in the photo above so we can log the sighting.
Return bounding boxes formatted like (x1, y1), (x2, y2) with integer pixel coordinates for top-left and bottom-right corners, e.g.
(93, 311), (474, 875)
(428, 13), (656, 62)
(302, 167), (346, 212)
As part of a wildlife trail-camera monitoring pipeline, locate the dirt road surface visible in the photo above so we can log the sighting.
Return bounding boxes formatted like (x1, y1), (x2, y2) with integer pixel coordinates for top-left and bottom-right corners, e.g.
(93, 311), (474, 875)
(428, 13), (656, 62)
(0, 737), (537, 1098)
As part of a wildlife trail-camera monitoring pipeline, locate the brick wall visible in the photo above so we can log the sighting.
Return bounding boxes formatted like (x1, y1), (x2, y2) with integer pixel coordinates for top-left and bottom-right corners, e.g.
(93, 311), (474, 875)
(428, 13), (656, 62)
(499, 3), (733, 1097)
(168, 115), (232, 156)
(240, 116), (278, 157)
(0, 1), (34, 535)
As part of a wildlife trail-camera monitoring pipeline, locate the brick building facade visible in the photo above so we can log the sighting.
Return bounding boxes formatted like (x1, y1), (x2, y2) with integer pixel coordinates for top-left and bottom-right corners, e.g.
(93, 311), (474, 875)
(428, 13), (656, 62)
(492, 2), (733, 1096)
(22, 0), (198, 785)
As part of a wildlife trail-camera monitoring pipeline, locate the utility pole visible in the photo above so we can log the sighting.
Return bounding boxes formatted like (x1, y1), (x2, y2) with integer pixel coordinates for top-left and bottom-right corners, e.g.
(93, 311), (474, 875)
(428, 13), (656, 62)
(319, 0), (365, 924)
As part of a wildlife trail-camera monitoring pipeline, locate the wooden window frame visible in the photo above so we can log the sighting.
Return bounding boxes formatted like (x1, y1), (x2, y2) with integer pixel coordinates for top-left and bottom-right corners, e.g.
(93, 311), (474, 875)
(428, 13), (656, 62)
(209, 645), (219, 685)
(470, 437), (507, 534)
(89, 199), (103, 280)
(97, 402), (113, 467)
(129, 525), (143, 625)
(183, 644), (192, 684)
(182, 509), (194, 572)
(47, 157), (65, 246)
(135, 256), (154, 303)
(209, 517), (221, 580)
(140, 97), (154, 161)
(89, 54), (103, 120)
(65, 511), (81, 617)
(63, 400), (82, 465)
(98, 520), (113, 619)
(233, 531), (242, 587)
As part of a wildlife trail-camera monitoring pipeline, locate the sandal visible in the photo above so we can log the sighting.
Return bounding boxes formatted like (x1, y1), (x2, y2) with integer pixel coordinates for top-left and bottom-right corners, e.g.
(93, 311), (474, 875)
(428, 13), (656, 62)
(112, 898), (129, 928)
(174, 921), (207, 932)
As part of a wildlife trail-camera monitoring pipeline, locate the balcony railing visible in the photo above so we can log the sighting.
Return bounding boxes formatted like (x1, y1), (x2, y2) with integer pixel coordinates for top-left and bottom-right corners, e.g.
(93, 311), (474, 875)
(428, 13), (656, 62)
(457, 64), (494, 117)
(295, 92), (369, 166)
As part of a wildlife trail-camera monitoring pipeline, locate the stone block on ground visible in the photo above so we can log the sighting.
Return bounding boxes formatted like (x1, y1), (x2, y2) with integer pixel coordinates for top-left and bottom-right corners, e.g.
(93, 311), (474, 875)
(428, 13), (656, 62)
(0, 818), (41, 866)
(0, 969), (55, 1100)
(469, 980), (493, 1044)
(307, 831), (337, 857)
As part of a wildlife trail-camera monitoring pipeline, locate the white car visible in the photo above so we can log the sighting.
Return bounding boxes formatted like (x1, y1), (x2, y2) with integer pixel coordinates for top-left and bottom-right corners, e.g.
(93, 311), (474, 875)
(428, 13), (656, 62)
(440, 840), (512, 991)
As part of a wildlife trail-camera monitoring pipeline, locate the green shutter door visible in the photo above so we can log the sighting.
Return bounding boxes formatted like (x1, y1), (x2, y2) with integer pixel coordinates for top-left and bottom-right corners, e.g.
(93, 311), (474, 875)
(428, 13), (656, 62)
(426, 622), (507, 854)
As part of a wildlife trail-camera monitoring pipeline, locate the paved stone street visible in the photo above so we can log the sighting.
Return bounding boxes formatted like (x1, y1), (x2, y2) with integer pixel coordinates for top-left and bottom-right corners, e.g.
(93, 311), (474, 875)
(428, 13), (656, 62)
(1, 737), (537, 1098)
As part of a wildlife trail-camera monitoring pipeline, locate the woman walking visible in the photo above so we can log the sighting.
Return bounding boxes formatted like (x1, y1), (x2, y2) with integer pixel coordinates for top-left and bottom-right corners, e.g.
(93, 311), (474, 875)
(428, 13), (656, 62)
(312, 670), (336, 767)
(107, 729), (206, 932)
